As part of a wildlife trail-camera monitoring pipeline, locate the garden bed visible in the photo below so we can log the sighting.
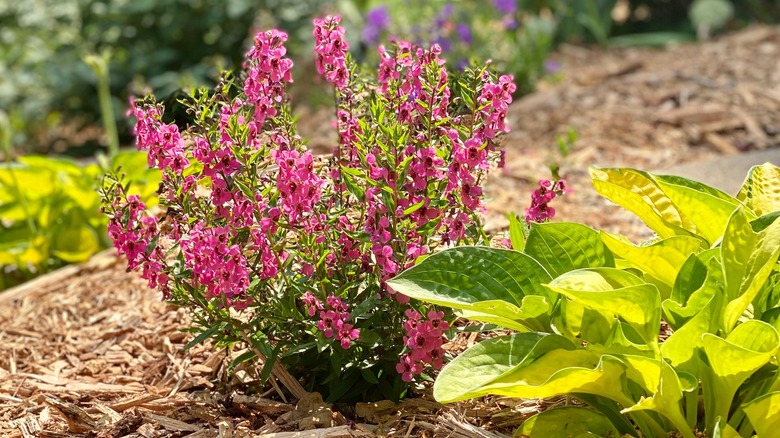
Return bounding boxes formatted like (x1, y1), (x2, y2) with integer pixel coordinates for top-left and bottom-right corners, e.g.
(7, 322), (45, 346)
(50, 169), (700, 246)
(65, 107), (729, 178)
(2, 25), (780, 437)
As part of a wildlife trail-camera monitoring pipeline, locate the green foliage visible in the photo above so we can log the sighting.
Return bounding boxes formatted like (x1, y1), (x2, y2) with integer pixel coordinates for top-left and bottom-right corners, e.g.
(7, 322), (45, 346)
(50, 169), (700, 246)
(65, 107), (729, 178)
(349, 0), (556, 95)
(0, 152), (159, 289)
(388, 163), (780, 437)
(0, 0), (319, 152)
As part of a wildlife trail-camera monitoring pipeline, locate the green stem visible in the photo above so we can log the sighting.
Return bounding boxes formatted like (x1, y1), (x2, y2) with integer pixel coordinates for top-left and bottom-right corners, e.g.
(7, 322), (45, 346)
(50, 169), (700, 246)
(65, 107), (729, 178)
(84, 51), (119, 161)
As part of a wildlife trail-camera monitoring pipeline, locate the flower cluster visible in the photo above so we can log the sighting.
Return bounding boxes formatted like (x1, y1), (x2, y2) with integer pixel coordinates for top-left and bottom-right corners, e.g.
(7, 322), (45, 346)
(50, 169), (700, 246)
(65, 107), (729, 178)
(313, 16), (350, 90)
(102, 17), (513, 398)
(105, 193), (168, 293)
(244, 29), (293, 124)
(525, 179), (567, 223)
(128, 101), (188, 174)
(397, 310), (449, 382)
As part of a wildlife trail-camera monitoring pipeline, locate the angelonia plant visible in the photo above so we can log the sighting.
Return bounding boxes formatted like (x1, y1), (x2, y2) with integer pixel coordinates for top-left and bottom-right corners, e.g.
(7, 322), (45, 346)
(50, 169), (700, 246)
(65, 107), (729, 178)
(100, 16), (515, 401)
(390, 164), (780, 437)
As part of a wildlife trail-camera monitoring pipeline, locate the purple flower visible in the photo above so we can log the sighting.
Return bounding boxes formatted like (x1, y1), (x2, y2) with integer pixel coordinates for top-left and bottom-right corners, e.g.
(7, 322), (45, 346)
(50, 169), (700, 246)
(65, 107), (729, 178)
(362, 5), (390, 45)
(456, 23), (472, 44)
(544, 59), (561, 74)
(493, 0), (517, 15)
(432, 36), (452, 53)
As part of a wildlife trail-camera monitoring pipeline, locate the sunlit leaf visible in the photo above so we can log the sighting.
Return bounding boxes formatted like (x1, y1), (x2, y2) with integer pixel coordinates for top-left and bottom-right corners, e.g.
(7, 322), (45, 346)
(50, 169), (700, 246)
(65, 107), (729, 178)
(589, 167), (693, 239)
(656, 177), (747, 244)
(742, 391), (780, 438)
(433, 333), (576, 403)
(525, 222), (614, 278)
(723, 218), (780, 331)
(601, 233), (702, 287)
(388, 247), (554, 330)
(546, 268), (661, 346)
(514, 406), (620, 438)
(737, 162), (780, 217)
(701, 320), (780, 430)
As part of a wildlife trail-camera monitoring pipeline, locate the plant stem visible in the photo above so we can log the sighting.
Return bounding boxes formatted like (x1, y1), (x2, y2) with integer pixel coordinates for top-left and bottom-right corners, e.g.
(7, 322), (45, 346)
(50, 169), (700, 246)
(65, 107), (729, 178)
(84, 51), (119, 160)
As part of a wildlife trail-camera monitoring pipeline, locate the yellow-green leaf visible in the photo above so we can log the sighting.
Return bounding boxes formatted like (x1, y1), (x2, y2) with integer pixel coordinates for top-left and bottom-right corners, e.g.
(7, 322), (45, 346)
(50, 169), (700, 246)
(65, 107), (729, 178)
(701, 320), (780, 430)
(737, 162), (780, 217)
(515, 406), (620, 438)
(546, 268), (661, 346)
(433, 333), (576, 403)
(723, 217), (780, 331)
(742, 391), (780, 438)
(601, 233), (703, 287)
(589, 167), (693, 239)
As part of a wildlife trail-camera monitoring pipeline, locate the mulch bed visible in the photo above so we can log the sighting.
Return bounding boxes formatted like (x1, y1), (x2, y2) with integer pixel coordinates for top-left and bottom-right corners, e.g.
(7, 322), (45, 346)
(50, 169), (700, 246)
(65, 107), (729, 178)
(2, 25), (780, 437)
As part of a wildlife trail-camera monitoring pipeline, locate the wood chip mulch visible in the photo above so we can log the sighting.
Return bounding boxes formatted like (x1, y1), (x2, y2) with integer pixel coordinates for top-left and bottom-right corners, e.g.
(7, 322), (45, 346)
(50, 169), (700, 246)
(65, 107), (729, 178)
(3, 25), (780, 437)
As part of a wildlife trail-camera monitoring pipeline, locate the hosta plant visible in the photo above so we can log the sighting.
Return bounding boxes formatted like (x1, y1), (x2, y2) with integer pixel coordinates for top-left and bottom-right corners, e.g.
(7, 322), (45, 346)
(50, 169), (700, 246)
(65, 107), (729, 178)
(100, 17), (515, 401)
(0, 152), (158, 290)
(389, 163), (780, 437)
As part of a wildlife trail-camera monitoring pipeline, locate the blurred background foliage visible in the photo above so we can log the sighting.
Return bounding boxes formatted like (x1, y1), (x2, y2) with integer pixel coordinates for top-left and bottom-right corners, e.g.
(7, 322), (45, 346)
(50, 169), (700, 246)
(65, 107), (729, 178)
(0, 0), (779, 289)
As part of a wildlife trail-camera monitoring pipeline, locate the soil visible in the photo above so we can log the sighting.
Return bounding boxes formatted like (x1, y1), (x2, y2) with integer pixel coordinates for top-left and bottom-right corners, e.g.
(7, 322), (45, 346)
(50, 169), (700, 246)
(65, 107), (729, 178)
(2, 25), (780, 437)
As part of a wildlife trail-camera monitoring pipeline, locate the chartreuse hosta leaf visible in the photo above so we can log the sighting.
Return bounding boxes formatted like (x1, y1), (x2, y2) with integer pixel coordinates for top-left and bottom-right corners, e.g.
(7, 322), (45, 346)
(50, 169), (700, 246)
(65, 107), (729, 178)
(722, 206), (759, 302)
(701, 320), (780, 431)
(622, 358), (695, 438)
(590, 167), (695, 239)
(600, 232), (703, 288)
(661, 286), (723, 376)
(554, 299), (615, 346)
(456, 295), (550, 332)
(723, 216), (780, 331)
(387, 247), (553, 331)
(664, 250), (722, 330)
(433, 333), (576, 403)
(742, 391), (780, 438)
(524, 222), (614, 278)
(737, 162), (780, 217)
(514, 406), (620, 438)
(443, 349), (632, 406)
(545, 268), (661, 348)
(655, 176), (748, 245)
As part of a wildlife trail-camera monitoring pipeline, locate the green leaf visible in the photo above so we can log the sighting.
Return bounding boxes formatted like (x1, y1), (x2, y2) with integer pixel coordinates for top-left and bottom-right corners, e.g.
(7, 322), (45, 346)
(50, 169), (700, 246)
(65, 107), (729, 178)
(514, 406), (620, 438)
(622, 359), (693, 438)
(723, 217), (780, 331)
(525, 222), (614, 278)
(737, 162), (780, 217)
(661, 284), (723, 376)
(51, 223), (100, 263)
(721, 206), (758, 302)
(457, 295), (551, 332)
(18, 155), (83, 176)
(387, 247), (554, 330)
(554, 299), (615, 346)
(507, 213), (526, 252)
(701, 320), (780, 430)
(656, 177), (747, 245)
(470, 352), (631, 406)
(433, 333), (576, 403)
(589, 167), (692, 239)
(663, 252), (723, 330)
(601, 233), (702, 288)
(402, 199), (425, 216)
(546, 268), (661, 346)
(712, 417), (741, 438)
(742, 391), (780, 438)
(751, 211), (780, 232)
(184, 322), (226, 351)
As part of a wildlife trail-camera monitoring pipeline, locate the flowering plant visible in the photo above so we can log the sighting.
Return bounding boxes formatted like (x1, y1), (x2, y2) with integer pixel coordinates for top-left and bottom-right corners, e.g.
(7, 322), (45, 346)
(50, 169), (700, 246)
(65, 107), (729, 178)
(356, 1), (554, 95)
(100, 16), (515, 401)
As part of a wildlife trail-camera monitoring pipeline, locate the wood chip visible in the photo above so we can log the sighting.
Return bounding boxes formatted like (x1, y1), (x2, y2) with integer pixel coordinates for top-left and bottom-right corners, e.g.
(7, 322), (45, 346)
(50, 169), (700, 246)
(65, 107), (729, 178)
(704, 132), (741, 155)
(145, 412), (202, 432)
